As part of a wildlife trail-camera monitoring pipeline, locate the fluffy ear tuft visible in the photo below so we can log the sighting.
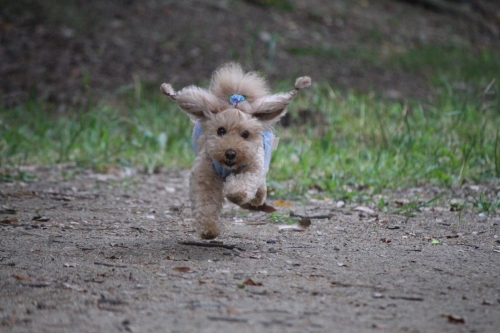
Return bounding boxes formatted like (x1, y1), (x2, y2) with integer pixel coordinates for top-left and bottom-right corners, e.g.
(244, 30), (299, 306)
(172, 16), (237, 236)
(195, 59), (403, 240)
(295, 76), (311, 89)
(160, 83), (176, 98)
(161, 84), (222, 120)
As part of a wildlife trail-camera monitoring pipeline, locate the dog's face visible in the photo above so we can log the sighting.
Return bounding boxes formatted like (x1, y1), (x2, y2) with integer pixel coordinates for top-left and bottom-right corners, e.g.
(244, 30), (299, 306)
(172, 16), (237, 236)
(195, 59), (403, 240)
(203, 109), (264, 170)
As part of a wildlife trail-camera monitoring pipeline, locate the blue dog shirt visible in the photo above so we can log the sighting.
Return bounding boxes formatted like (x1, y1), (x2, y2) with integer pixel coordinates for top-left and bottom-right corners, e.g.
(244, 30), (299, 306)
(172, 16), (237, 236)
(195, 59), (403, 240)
(191, 121), (273, 180)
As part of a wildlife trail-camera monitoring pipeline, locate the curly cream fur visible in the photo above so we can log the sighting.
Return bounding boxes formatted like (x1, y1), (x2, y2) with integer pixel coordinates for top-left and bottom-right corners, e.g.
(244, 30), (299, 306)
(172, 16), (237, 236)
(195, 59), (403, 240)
(161, 63), (310, 239)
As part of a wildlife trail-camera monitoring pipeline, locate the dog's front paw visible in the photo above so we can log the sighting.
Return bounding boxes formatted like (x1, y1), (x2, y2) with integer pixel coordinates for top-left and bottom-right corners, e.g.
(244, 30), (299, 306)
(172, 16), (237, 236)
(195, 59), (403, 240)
(249, 185), (266, 207)
(226, 191), (251, 206)
(196, 219), (221, 239)
(200, 229), (220, 240)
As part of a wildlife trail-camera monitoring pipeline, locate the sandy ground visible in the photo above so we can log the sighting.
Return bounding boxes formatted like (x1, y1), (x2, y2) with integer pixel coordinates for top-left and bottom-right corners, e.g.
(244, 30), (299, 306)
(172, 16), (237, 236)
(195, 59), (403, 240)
(1, 165), (499, 333)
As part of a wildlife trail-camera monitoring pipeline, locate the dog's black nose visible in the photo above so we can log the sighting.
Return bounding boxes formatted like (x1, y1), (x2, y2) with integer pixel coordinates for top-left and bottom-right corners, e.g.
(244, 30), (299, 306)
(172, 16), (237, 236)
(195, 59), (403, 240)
(225, 149), (237, 160)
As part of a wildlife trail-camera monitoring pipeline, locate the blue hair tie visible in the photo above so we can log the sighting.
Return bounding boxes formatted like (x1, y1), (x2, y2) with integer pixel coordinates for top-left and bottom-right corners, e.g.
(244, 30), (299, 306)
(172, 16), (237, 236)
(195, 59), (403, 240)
(229, 94), (246, 106)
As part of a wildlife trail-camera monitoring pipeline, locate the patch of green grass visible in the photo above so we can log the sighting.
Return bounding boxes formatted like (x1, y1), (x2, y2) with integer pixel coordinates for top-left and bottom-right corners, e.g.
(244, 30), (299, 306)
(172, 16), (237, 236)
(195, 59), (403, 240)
(266, 212), (295, 224)
(0, 88), (193, 173)
(268, 78), (499, 197)
(470, 192), (500, 214)
(0, 169), (36, 183)
(391, 195), (443, 217)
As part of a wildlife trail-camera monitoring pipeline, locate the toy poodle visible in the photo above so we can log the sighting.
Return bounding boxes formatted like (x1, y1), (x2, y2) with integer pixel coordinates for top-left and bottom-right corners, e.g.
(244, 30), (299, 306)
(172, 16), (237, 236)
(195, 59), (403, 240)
(161, 63), (311, 239)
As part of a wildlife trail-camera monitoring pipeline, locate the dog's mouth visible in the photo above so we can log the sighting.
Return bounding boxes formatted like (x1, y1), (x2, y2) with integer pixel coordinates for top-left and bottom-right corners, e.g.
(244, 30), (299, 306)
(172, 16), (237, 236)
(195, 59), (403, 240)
(224, 160), (236, 168)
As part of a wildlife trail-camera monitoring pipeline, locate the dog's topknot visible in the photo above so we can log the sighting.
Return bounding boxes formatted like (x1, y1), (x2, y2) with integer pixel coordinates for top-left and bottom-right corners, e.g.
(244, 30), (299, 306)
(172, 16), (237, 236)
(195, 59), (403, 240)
(209, 63), (270, 106)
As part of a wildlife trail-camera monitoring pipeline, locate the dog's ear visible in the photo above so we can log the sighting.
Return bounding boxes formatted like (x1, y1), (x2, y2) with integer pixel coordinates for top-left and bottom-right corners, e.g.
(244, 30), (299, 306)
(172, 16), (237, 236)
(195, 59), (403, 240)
(251, 93), (295, 123)
(161, 83), (221, 119)
(251, 76), (311, 124)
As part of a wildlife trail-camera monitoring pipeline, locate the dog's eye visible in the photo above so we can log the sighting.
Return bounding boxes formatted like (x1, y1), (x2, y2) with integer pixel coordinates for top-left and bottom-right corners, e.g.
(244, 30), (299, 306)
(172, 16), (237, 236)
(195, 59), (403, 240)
(241, 130), (250, 139)
(217, 127), (226, 136)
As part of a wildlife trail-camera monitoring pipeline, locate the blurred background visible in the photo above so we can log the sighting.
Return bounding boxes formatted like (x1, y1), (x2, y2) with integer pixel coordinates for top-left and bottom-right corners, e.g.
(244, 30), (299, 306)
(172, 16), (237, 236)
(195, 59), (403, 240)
(1, 0), (499, 107)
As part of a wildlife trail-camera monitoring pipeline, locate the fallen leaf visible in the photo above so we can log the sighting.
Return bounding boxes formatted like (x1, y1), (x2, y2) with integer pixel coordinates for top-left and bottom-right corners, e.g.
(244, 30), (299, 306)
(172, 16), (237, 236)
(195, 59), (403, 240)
(298, 217), (311, 227)
(380, 238), (391, 243)
(441, 314), (465, 324)
(394, 199), (410, 206)
(274, 200), (292, 207)
(32, 215), (50, 222)
(278, 223), (307, 231)
(173, 266), (193, 273)
(354, 206), (376, 215)
(199, 279), (214, 284)
(243, 278), (263, 286)
(1, 218), (19, 224)
(20, 281), (50, 287)
(0, 208), (17, 214)
(249, 254), (262, 259)
(13, 274), (33, 281)
(62, 283), (84, 291)
(431, 238), (440, 245)
(226, 307), (243, 315)
(106, 255), (121, 260)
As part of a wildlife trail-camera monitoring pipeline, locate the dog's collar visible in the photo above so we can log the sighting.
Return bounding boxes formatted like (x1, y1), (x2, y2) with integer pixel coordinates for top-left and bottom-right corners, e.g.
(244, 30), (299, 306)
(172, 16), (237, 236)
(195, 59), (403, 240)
(211, 160), (246, 182)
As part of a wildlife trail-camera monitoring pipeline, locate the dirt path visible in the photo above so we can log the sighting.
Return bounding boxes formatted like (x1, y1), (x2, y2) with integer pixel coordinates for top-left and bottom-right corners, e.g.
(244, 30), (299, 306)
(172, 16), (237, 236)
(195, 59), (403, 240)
(1, 166), (499, 332)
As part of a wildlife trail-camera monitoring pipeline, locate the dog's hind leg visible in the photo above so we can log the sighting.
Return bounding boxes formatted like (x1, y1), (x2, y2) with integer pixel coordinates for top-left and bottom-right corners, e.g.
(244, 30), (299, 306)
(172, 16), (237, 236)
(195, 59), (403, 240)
(189, 155), (225, 239)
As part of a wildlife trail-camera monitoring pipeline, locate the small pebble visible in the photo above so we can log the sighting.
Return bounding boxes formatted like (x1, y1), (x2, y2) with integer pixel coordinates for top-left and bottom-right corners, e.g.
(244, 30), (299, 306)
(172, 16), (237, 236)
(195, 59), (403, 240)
(266, 238), (277, 244)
